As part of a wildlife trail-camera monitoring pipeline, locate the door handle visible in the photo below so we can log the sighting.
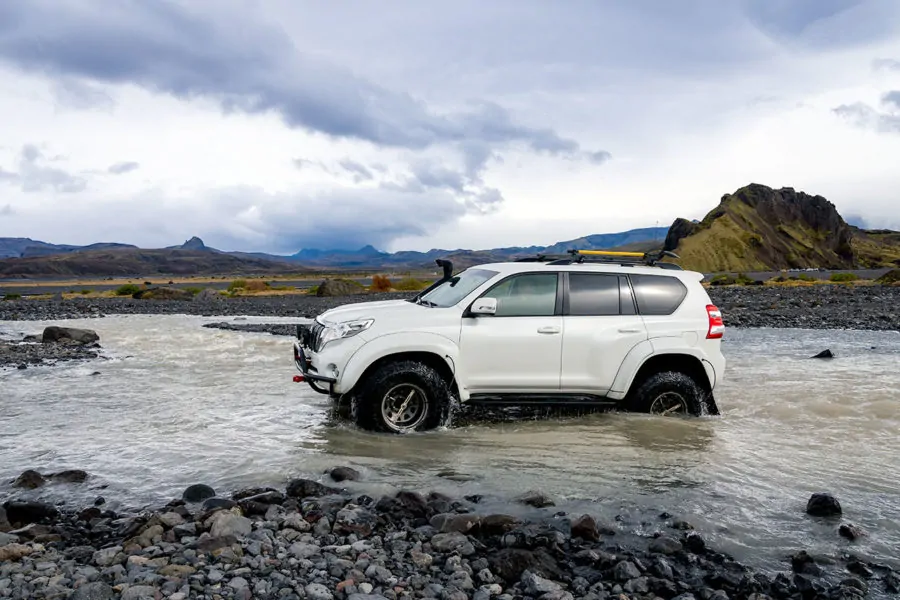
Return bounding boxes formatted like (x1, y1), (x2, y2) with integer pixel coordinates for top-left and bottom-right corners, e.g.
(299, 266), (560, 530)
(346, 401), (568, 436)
(618, 328), (642, 333)
(537, 326), (561, 334)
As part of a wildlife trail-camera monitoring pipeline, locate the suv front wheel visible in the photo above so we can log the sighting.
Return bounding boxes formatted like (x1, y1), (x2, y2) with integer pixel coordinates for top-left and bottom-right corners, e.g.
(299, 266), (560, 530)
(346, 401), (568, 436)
(352, 360), (453, 433)
(627, 371), (705, 417)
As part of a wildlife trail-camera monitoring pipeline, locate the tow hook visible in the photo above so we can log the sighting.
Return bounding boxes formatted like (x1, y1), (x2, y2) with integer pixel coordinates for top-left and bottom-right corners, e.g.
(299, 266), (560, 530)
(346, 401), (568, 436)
(293, 375), (304, 383)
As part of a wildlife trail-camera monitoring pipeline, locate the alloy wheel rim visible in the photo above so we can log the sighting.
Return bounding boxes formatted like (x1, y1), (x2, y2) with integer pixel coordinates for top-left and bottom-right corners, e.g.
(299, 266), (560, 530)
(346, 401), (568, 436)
(381, 383), (428, 432)
(650, 391), (688, 416)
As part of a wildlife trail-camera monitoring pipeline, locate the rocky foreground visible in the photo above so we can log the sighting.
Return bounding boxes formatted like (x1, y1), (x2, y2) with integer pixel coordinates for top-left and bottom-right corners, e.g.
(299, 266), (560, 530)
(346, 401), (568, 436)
(2, 467), (896, 600)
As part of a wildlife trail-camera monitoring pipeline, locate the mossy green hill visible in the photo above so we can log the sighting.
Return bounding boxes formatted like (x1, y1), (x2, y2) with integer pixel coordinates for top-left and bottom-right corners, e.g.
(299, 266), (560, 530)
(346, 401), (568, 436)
(663, 184), (900, 273)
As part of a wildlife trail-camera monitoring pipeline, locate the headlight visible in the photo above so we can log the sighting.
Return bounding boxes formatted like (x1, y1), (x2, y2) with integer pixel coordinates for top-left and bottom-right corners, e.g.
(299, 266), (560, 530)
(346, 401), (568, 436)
(319, 318), (374, 349)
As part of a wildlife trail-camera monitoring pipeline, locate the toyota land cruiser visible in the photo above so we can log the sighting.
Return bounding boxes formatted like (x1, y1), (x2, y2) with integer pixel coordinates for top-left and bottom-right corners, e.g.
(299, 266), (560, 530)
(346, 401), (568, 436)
(293, 250), (726, 434)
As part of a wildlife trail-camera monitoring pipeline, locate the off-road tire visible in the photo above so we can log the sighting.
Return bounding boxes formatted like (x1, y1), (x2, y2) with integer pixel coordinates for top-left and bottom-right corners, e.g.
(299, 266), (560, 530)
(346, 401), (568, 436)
(627, 371), (705, 416)
(351, 360), (452, 433)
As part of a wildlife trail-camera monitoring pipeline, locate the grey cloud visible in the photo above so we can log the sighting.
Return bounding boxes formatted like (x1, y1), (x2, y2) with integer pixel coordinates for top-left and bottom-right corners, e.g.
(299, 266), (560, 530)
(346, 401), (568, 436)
(0, 204), (13, 216)
(0, 145), (87, 193)
(0, 1), (609, 182)
(108, 161), (140, 174)
(833, 102), (900, 133)
(883, 91), (900, 109)
(338, 159), (374, 182)
(52, 77), (115, 111)
(873, 58), (900, 71)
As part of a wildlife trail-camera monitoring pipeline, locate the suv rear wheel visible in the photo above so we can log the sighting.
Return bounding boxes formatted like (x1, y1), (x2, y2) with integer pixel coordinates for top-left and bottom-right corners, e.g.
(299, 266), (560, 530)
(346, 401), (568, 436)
(627, 371), (705, 416)
(352, 360), (452, 433)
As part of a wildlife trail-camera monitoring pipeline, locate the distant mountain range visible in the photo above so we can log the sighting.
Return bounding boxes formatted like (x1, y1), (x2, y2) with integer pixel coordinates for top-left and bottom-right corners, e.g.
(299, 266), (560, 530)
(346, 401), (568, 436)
(4, 184), (898, 280)
(0, 228), (668, 278)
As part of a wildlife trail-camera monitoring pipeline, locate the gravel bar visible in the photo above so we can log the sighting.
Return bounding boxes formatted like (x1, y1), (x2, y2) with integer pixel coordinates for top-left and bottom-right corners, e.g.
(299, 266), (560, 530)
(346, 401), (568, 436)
(1, 286), (899, 332)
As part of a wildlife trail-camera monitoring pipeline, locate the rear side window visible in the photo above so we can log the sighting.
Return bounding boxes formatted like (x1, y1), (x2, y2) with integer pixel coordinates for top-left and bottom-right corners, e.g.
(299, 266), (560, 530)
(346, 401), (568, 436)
(568, 273), (620, 316)
(630, 274), (687, 315)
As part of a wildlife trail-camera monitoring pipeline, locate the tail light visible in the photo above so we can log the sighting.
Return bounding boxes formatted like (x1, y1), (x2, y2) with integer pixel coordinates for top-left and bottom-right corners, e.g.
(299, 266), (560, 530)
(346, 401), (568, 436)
(707, 304), (725, 339)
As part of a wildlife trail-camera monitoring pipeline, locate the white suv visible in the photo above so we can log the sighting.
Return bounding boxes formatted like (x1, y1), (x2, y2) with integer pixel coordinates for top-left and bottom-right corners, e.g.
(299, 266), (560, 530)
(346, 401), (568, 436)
(293, 252), (726, 434)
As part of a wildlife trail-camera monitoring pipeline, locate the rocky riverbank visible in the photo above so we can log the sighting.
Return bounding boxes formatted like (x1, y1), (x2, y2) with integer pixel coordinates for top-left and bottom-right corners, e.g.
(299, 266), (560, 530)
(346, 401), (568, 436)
(0, 326), (103, 370)
(2, 285), (899, 331)
(2, 467), (896, 600)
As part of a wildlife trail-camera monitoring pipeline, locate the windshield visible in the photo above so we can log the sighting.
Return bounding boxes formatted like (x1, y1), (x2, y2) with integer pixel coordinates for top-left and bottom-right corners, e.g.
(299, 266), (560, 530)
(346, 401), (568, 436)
(418, 268), (497, 307)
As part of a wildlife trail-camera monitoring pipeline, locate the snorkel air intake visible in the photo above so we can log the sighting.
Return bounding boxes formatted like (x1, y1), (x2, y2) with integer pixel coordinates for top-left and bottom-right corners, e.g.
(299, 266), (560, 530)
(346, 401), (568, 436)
(409, 259), (455, 303)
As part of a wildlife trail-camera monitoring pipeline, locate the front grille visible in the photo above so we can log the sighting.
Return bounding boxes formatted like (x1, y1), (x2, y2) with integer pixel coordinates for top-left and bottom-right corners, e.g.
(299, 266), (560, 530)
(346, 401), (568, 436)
(307, 321), (326, 352)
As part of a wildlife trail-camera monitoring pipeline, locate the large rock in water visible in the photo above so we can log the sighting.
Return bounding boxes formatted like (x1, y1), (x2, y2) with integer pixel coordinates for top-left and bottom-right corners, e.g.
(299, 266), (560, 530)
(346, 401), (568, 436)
(132, 287), (194, 300)
(42, 326), (99, 345)
(315, 278), (364, 297)
(806, 493), (842, 517)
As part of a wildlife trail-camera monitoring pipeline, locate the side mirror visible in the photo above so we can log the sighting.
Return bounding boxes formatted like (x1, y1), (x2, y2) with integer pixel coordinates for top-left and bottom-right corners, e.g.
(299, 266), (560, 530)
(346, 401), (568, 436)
(470, 297), (497, 316)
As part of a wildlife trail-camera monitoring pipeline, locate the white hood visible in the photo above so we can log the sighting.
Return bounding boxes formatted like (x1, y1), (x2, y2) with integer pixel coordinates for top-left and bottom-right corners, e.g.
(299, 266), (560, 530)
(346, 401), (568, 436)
(317, 299), (419, 325)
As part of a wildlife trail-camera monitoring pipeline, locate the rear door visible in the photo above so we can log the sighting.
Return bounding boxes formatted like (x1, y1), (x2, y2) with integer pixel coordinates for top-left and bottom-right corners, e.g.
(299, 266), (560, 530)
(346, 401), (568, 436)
(559, 272), (648, 393)
(458, 271), (563, 392)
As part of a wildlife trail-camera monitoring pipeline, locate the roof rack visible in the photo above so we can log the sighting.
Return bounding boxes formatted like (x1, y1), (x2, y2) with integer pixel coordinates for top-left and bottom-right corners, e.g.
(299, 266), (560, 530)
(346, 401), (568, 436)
(515, 249), (683, 270)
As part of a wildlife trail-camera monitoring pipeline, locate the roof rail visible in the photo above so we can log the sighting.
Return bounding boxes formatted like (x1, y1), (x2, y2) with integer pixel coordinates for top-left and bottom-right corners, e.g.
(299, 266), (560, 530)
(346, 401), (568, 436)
(514, 249), (682, 269)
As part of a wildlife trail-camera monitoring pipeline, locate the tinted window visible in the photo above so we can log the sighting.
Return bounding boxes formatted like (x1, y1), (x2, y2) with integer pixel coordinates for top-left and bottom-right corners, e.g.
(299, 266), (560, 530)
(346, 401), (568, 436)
(481, 273), (558, 316)
(630, 274), (687, 315)
(568, 273), (620, 316)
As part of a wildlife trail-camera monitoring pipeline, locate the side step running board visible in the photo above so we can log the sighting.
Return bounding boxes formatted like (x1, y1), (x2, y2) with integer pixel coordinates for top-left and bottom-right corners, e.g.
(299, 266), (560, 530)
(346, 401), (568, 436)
(467, 394), (618, 408)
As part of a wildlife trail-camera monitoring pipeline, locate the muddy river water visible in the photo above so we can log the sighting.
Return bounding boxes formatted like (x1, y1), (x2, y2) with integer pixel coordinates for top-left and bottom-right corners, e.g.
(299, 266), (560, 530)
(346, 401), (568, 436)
(1, 314), (899, 574)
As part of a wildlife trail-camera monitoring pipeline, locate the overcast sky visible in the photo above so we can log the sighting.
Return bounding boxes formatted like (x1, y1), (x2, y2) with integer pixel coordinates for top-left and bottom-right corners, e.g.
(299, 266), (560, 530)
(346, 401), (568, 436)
(1, 0), (899, 254)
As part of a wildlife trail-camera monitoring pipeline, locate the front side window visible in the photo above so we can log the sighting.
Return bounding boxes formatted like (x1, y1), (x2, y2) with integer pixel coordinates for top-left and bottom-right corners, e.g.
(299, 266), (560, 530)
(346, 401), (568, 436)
(480, 273), (558, 316)
(419, 268), (497, 307)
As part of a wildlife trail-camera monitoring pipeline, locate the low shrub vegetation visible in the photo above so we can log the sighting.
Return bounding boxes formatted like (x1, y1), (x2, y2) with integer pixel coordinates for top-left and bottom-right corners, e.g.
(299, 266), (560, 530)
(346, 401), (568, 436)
(370, 274), (393, 292)
(830, 273), (859, 283)
(115, 284), (142, 296)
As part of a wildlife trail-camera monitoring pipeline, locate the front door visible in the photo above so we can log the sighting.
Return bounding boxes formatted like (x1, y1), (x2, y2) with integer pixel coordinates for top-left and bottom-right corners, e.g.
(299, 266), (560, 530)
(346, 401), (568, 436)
(458, 272), (563, 393)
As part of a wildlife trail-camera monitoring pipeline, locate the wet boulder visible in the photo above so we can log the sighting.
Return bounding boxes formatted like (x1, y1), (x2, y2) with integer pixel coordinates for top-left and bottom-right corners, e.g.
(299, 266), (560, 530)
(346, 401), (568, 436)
(285, 478), (340, 499)
(329, 466), (361, 482)
(42, 326), (99, 345)
(12, 469), (46, 489)
(2, 501), (59, 526)
(182, 483), (216, 503)
(50, 469), (89, 483)
(839, 523), (865, 541)
(811, 349), (834, 359)
(806, 493), (842, 517)
(515, 490), (556, 508)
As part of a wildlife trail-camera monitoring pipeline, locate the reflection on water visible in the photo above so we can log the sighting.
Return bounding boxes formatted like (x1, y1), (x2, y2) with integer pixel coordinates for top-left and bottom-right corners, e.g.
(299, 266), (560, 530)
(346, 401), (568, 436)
(1, 315), (899, 572)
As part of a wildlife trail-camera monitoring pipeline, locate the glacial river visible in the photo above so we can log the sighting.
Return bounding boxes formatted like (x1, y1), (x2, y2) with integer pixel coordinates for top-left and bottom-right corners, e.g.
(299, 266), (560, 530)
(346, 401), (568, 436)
(1, 314), (899, 574)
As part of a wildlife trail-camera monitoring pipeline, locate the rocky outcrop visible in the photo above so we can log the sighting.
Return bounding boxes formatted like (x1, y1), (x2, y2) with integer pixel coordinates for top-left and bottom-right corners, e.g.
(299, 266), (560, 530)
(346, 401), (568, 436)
(664, 183), (898, 272)
(663, 218), (698, 252)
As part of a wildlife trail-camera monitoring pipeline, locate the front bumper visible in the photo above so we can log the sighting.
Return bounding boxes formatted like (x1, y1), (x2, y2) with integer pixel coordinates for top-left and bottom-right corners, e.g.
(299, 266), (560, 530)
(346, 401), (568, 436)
(293, 340), (337, 394)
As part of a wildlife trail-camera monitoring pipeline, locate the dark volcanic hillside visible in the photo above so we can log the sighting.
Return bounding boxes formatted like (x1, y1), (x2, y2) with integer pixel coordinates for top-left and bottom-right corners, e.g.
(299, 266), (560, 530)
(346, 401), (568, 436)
(664, 184), (900, 272)
(0, 248), (306, 278)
